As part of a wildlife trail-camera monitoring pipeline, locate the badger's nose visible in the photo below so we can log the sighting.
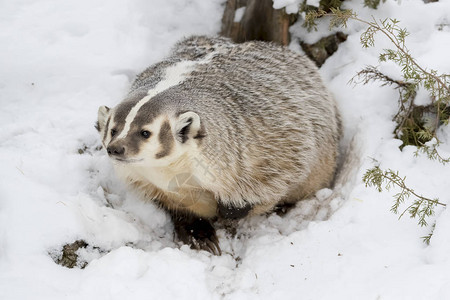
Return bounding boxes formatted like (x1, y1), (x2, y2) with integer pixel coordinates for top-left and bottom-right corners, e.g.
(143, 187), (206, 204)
(107, 145), (125, 156)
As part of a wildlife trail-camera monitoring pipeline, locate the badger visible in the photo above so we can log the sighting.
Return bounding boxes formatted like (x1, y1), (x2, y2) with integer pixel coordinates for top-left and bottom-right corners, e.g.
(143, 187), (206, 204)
(96, 36), (341, 255)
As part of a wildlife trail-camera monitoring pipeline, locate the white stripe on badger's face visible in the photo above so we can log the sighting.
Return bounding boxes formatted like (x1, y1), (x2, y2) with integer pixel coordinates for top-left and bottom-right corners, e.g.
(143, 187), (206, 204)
(116, 57), (213, 140)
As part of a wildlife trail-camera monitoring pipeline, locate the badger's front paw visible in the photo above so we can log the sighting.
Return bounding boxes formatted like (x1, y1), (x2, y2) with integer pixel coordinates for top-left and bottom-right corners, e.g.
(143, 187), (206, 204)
(173, 215), (221, 255)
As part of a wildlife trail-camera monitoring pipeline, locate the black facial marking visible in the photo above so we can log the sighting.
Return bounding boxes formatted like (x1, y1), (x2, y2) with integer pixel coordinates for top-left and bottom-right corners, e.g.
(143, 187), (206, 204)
(111, 92), (148, 139)
(155, 120), (174, 159)
(114, 97), (144, 123)
(132, 92), (167, 127)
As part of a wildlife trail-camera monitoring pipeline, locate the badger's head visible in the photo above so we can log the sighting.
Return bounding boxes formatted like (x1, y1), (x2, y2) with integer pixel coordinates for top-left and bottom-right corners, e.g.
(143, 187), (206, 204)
(96, 93), (204, 167)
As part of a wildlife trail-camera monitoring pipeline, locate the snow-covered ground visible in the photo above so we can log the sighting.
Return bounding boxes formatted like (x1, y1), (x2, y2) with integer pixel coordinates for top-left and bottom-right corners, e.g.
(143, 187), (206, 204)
(1, 0), (450, 299)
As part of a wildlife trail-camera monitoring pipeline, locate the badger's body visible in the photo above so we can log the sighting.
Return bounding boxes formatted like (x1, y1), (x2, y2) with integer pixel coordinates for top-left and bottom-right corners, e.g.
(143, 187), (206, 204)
(97, 36), (341, 254)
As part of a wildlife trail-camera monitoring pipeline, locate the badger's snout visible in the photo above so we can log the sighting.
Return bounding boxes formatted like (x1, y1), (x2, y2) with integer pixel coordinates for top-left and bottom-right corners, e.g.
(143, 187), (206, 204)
(107, 145), (125, 157)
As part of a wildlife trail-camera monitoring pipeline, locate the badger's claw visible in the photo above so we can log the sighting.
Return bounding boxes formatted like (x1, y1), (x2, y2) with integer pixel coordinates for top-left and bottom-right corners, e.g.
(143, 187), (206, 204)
(173, 215), (221, 255)
(195, 236), (221, 256)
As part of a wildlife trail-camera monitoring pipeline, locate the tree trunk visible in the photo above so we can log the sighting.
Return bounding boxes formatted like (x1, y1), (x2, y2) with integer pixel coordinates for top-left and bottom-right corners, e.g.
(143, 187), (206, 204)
(221, 0), (297, 46)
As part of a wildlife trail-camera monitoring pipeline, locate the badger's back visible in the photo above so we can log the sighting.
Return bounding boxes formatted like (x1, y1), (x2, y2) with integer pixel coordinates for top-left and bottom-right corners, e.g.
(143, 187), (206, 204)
(129, 36), (341, 213)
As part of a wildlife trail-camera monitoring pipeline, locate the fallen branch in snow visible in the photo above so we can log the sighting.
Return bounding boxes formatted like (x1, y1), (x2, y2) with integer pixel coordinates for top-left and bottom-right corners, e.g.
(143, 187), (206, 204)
(363, 165), (445, 243)
(414, 138), (450, 165)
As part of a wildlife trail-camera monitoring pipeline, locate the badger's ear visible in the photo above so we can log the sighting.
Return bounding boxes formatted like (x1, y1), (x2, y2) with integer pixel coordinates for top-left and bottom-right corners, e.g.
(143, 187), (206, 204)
(96, 106), (110, 132)
(175, 111), (202, 143)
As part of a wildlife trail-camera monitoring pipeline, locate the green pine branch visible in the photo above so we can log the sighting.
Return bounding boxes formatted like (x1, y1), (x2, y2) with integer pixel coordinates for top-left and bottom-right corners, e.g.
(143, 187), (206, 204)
(363, 166), (445, 237)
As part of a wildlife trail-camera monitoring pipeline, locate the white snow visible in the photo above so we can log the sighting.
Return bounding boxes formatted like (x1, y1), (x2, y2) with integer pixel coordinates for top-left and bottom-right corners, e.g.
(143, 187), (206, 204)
(234, 7), (246, 23)
(273, 0), (302, 14)
(1, 0), (450, 299)
(307, 0), (322, 8)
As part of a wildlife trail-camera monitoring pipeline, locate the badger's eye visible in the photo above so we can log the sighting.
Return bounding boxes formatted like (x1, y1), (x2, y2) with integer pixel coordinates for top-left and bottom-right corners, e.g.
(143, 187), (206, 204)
(140, 130), (151, 139)
(110, 129), (117, 137)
